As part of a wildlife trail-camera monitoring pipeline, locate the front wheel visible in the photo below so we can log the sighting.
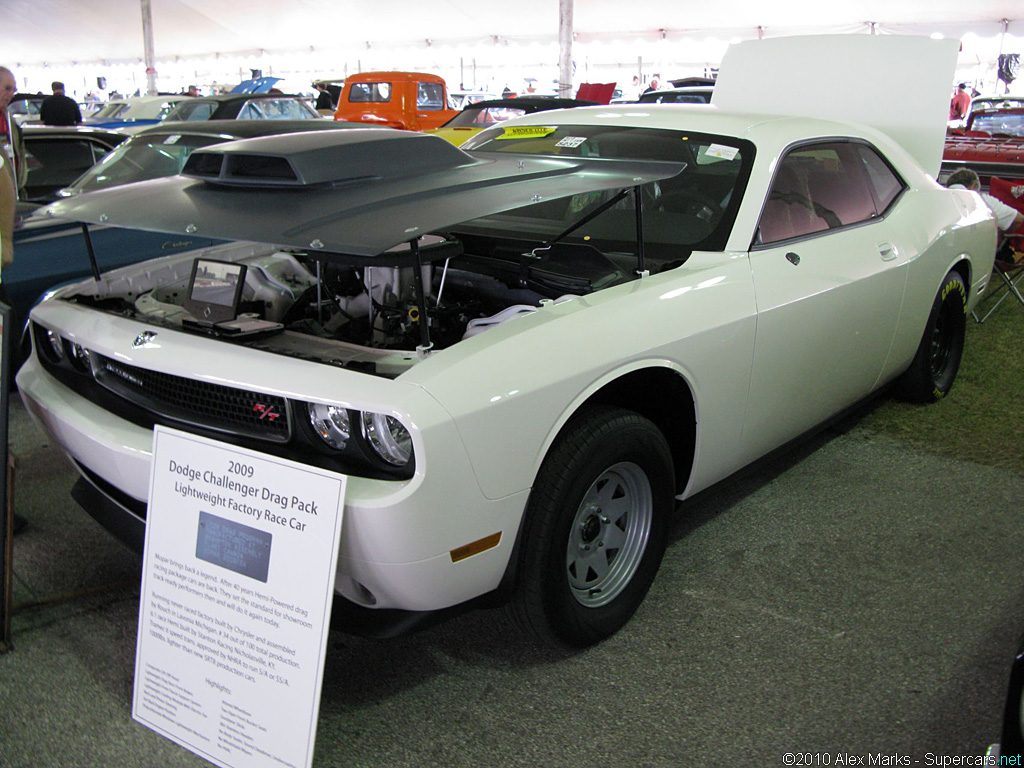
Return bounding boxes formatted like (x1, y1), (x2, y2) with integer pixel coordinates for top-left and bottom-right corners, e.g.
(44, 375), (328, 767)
(896, 270), (967, 403)
(509, 406), (674, 648)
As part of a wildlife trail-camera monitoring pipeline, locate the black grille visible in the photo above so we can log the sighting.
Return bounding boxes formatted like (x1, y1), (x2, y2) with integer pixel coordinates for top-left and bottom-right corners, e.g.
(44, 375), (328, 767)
(94, 355), (291, 443)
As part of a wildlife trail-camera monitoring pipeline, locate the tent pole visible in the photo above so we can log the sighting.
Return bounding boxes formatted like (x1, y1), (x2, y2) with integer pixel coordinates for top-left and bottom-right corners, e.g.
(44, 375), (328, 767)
(140, 0), (157, 96)
(558, 0), (573, 97)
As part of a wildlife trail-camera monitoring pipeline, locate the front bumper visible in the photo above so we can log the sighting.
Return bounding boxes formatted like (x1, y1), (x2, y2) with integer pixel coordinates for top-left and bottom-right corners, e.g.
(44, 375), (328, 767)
(17, 354), (529, 613)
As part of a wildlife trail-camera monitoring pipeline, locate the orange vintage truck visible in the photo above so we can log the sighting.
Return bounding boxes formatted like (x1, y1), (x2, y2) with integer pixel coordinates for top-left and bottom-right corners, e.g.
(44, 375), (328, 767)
(333, 71), (458, 131)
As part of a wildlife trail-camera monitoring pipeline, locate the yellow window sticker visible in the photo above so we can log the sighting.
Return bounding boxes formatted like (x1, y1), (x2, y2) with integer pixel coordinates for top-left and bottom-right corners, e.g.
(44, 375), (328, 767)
(496, 126), (557, 140)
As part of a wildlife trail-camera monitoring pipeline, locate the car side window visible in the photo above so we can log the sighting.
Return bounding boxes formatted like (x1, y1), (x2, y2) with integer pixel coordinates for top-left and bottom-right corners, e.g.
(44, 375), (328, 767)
(175, 101), (216, 122)
(856, 144), (904, 214)
(756, 141), (886, 246)
(349, 82), (391, 103)
(417, 83), (445, 110)
(157, 101), (179, 120)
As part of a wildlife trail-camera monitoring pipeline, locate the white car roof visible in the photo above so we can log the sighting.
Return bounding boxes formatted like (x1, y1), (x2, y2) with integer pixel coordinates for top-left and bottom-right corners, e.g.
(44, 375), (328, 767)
(115, 95), (190, 119)
(495, 103), (918, 171)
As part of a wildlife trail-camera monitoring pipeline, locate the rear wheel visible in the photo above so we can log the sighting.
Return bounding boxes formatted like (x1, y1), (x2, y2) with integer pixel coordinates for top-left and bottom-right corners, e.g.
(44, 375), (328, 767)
(509, 406), (674, 648)
(896, 270), (967, 403)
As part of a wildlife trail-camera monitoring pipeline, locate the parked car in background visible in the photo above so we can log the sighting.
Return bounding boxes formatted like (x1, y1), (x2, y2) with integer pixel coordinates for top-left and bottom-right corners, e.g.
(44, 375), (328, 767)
(637, 86), (715, 104)
(942, 107), (1024, 186)
(20, 124), (128, 203)
(969, 95), (1024, 115)
(668, 76), (716, 88)
(18, 36), (995, 650)
(334, 71), (458, 130)
(7, 93), (45, 125)
(449, 90), (500, 110)
(6, 119), (367, 364)
(428, 96), (597, 146)
(163, 92), (321, 122)
(967, 106), (1024, 137)
(83, 95), (190, 129)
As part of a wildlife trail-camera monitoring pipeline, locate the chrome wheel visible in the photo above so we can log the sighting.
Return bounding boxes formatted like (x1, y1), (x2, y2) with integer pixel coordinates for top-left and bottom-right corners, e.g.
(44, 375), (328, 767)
(566, 461), (653, 608)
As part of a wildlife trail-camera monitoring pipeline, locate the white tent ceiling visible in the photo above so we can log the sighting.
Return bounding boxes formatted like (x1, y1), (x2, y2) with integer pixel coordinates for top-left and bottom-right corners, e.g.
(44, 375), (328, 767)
(5, 0), (1021, 66)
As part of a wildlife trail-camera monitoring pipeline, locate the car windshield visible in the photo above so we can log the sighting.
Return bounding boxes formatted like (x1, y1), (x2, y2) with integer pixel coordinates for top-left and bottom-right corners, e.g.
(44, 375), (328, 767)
(9, 99), (41, 117)
(639, 91), (712, 104)
(972, 98), (1024, 111)
(444, 105), (528, 128)
(166, 100), (217, 121)
(458, 124), (753, 259)
(64, 133), (235, 194)
(970, 111), (1024, 137)
(236, 98), (318, 120)
(92, 102), (128, 118)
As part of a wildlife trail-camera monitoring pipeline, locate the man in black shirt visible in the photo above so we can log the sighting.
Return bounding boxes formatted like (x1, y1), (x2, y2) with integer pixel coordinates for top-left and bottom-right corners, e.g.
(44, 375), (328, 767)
(39, 81), (82, 126)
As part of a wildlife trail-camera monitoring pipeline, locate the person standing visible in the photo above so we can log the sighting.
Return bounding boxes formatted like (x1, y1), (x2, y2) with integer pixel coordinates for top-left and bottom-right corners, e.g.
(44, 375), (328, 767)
(0, 67), (26, 196)
(313, 83), (332, 111)
(0, 145), (13, 277)
(39, 81), (82, 126)
(949, 83), (972, 124)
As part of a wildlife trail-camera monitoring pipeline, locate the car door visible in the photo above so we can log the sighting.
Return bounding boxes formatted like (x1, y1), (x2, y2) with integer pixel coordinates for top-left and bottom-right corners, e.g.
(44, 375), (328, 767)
(741, 140), (911, 456)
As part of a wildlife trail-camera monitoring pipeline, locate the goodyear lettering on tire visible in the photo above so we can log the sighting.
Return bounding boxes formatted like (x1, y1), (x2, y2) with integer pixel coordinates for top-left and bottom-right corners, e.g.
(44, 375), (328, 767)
(941, 278), (967, 315)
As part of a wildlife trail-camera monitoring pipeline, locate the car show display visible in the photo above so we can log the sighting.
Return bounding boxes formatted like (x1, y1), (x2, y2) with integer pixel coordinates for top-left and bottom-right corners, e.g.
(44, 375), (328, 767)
(14, 36), (997, 659)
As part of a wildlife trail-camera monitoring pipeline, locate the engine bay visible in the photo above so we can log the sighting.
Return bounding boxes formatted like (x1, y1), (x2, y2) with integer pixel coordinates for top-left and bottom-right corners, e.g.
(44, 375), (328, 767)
(64, 231), (650, 372)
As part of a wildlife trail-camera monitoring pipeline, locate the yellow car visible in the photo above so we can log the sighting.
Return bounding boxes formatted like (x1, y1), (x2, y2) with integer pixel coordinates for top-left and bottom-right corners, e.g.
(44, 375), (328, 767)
(428, 96), (596, 146)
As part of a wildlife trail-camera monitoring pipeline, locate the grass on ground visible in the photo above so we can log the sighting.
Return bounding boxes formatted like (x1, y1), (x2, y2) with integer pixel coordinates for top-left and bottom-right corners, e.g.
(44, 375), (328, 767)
(859, 293), (1024, 473)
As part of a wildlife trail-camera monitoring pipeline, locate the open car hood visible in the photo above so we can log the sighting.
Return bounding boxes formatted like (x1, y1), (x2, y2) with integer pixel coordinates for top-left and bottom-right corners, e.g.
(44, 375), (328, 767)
(712, 34), (959, 178)
(45, 128), (684, 259)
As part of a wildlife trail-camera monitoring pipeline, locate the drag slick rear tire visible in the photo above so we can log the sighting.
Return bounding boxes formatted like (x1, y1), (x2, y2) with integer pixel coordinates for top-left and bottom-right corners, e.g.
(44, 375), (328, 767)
(896, 270), (967, 403)
(509, 405), (674, 648)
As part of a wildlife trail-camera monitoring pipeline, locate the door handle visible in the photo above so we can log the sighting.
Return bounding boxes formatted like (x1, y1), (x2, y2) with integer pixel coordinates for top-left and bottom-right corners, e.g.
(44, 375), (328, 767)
(878, 242), (898, 261)
(785, 252), (800, 266)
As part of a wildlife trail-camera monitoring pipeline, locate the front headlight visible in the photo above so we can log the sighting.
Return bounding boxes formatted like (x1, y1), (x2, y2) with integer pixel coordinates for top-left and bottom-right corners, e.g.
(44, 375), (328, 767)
(69, 342), (92, 373)
(361, 412), (412, 466)
(45, 330), (65, 362)
(307, 403), (351, 450)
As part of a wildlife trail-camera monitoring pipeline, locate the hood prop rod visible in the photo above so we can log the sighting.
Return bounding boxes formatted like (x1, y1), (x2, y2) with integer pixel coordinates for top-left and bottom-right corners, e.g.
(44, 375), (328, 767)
(80, 223), (102, 283)
(633, 185), (646, 276)
(409, 238), (433, 356)
(519, 184), (648, 284)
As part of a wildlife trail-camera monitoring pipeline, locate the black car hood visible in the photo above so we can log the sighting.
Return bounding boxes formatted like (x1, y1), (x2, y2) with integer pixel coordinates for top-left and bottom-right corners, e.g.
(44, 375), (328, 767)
(45, 128), (684, 259)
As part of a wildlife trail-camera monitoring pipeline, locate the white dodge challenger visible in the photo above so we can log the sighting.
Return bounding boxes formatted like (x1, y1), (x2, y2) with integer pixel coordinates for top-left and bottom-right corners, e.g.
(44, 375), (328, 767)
(17, 37), (996, 647)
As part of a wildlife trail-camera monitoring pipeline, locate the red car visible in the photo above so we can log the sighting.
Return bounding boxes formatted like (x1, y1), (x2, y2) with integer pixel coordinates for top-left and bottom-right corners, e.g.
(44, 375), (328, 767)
(942, 107), (1024, 187)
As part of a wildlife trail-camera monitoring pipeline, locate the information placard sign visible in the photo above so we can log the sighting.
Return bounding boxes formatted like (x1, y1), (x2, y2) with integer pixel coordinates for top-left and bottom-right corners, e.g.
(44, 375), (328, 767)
(134, 427), (346, 768)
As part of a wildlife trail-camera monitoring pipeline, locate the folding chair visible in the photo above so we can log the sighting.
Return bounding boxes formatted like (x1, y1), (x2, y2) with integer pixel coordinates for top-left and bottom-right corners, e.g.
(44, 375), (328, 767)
(972, 177), (1024, 323)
